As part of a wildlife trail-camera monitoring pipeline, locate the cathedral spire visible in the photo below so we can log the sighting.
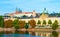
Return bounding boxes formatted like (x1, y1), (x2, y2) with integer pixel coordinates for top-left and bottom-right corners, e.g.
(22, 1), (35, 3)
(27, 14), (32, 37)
(16, 7), (18, 12)
(44, 8), (46, 11)
(15, 7), (19, 13)
(19, 8), (22, 12)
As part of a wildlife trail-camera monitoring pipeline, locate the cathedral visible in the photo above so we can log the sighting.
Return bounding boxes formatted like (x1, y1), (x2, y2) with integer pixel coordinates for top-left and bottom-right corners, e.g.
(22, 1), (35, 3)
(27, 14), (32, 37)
(6, 8), (36, 18)
(4, 8), (60, 26)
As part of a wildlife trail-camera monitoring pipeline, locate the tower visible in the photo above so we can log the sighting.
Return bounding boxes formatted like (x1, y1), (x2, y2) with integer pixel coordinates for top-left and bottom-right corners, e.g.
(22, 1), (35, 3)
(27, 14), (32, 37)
(19, 8), (22, 13)
(40, 8), (48, 19)
(15, 7), (19, 14)
(32, 10), (36, 17)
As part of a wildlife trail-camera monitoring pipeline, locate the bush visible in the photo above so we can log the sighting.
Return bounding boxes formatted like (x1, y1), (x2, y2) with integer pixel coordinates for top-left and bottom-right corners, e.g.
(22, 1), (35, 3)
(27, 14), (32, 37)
(0, 16), (4, 28)
(37, 20), (41, 25)
(52, 20), (58, 30)
(48, 20), (52, 27)
(24, 23), (29, 29)
(13, 19), (19, 29)
(42, 20), (46, 26)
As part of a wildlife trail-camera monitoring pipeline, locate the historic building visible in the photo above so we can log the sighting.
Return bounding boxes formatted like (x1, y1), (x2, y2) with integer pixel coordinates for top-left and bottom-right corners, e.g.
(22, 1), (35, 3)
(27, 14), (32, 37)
(4, 8), (60, 26)
(5, 8), (36, 18)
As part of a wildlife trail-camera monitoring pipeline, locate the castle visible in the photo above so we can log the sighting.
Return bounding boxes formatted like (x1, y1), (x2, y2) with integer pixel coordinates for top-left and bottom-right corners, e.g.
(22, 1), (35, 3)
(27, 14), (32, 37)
(4, 8), (60, 27)
(5, 8), (37, 18)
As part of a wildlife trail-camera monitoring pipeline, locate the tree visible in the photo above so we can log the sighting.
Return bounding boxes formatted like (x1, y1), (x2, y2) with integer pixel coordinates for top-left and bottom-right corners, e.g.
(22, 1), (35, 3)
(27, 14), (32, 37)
(48, 20), (52, 27)
(52, 20), (58, 30)
(19, 20), (25, 28)
(24, 23), (29, 29)
(4, 20), (13, 28)
(37, 20), (41, 26)
(42, 20), (46, 26)
(29, 19), (36, 28)
(22, 15), (28, 18)
(13, 19), (20, 29)
(0, 16), (4, 28)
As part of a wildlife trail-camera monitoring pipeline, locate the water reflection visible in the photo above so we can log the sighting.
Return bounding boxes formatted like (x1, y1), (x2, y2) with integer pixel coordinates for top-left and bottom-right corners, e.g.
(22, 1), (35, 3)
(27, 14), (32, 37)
(0, 32), (4, 37)
(0, 31), (59, 37)
(52, 31), (58, 37)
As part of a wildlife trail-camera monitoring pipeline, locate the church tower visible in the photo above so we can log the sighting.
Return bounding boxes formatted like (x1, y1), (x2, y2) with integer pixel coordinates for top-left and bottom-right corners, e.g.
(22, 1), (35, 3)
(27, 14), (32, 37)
(15, 7), (19, 14)
(40, 8), (48, 19)
(32, 10), (36, 17)
(19, 8), (22, 13)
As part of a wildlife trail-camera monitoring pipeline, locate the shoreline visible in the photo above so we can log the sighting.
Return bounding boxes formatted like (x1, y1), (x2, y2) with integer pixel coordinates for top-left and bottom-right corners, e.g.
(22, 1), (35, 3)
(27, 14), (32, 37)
(0, 28), (60, 32)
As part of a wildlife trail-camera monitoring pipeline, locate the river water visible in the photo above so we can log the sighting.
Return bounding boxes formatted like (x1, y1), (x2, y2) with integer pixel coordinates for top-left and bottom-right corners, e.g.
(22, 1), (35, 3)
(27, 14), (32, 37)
(0, 31), (59, 37)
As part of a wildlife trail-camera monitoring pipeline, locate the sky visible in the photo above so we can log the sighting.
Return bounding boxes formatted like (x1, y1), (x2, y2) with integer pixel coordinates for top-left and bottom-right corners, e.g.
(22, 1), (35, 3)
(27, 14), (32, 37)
(0, 0), (60, 15)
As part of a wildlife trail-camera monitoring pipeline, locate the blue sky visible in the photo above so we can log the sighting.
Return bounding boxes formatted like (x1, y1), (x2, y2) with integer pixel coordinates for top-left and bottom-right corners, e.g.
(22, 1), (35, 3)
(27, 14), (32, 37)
(0, 0), (60, 15)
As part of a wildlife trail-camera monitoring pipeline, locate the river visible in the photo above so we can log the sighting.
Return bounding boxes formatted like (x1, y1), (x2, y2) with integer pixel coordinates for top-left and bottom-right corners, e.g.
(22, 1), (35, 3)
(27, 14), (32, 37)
(0, 31), (59, 37)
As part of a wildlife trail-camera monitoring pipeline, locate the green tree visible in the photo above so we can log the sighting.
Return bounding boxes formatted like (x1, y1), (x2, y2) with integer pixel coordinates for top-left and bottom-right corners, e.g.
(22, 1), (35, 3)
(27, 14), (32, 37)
(0, 16), (4, 28)
(37, 20), (41, 26)
(13, 19), (20, 29)
(48, 20), (52, 27)
(42, 20), (46, 26)
(52, 20), (58, 30)
(24, 23), (29, 29)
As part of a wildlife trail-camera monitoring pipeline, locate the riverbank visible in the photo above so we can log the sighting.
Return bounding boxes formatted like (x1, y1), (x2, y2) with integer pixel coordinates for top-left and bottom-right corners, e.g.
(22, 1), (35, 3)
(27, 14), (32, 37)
(0, 28), (60, 32)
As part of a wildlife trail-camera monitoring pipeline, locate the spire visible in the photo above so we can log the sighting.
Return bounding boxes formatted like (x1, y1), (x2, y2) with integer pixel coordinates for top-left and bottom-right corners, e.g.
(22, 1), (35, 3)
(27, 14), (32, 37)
(19, 8), (22, 12)
(42, 8), (47, 16)
(33, 10), (35, 12)
(16, 7), (18, 12)
(44, 8), (46, 11)
(42, 8), (48, 14)
(15, 7), (19, 13)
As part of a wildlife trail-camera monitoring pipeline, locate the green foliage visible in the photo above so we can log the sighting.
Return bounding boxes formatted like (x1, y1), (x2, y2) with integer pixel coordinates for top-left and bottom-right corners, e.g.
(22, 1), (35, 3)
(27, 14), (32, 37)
(37, 20), (41, 24)
(48, 20), (52, 26)
(13, 19), (19, 28)
(15, 26), (20, 29)
(0, 16), (4, 27)
(52, 20), (58, 30)
(43, 20), (46, 25)
(24, 23), (29, 29)
(22, 15), (28, 18)
(48, 20), (52, 24)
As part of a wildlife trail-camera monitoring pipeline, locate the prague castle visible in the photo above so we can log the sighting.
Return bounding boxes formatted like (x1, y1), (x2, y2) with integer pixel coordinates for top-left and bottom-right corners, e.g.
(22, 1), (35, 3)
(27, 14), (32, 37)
(5, 8), (37, 18)
(4, 8), (60, 26)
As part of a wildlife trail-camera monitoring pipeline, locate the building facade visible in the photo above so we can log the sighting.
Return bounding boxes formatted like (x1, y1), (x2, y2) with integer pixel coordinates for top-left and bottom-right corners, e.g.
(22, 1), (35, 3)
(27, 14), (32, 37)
(4, 8), (60, 26)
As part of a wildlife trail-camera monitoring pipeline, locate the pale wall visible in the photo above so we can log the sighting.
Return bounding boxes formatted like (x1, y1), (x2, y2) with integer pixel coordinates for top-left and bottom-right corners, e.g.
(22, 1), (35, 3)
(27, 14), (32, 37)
(4, 17), (60, 25)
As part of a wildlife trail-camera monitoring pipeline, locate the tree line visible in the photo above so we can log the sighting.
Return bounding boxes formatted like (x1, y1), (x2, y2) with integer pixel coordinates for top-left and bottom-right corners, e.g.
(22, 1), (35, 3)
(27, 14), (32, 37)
(0, 16), (59, 30)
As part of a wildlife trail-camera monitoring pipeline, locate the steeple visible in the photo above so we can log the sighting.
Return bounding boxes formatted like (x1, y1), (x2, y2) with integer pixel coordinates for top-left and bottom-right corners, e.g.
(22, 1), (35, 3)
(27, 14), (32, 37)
(32, 10), (36, 17)
(15, 7), (19, 13)
(44, 8), (46, 11)
(33, 10), (35, 12)
(40, 8), (48, 19)
(19, 8), (22, 13)
(42, 8), (48, 14)
(16, 7), (18, 12)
